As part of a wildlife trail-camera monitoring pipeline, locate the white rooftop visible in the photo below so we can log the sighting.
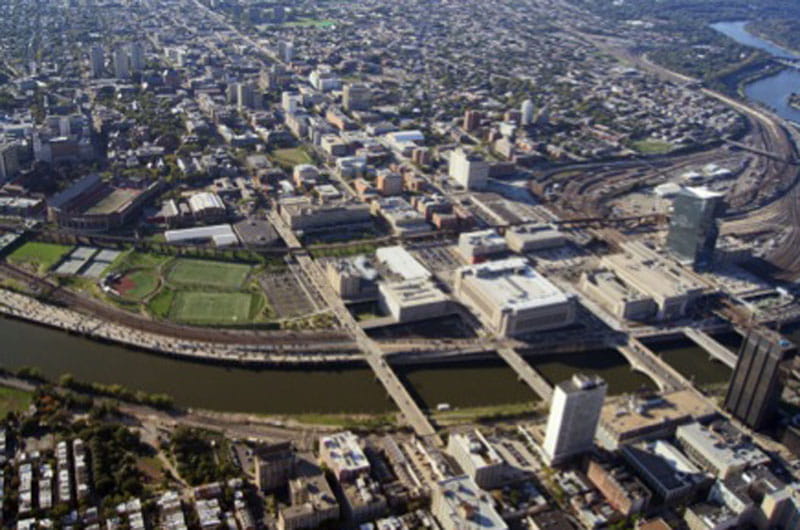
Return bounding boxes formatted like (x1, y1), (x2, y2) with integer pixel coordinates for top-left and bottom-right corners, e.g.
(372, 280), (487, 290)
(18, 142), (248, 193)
(376, 245), (430, 280)
(458, 257), (571, 311)
(436, 475), (507, 530)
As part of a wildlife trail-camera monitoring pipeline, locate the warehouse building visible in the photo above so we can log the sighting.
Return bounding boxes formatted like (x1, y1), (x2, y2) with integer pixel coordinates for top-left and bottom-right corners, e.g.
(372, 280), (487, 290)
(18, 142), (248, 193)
(505, 223), (566, 253)
(454, 258), (576, 337)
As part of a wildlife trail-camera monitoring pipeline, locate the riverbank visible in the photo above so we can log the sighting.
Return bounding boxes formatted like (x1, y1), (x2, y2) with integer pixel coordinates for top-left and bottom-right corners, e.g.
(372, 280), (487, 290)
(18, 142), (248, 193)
(0, 287), (362, 366)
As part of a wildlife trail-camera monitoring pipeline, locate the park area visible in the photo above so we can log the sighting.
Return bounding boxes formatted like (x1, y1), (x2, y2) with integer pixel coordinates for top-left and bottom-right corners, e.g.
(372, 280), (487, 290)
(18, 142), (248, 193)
(7, 242), (73, 273)
(169, 291), (260, 325)
(166, 259), (251, 290)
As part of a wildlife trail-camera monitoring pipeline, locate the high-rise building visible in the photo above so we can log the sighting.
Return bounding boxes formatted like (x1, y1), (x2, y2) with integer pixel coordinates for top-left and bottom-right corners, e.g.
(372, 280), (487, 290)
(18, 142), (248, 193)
(0, 143), (20, 181)
(278, 40), (294, 63)
(89, 46), (104, 78)
(725, 330), (794, 431)
(343, 83), (371, 111)
(236, 83), (259, 110)
(113, 47), (130, 79)
(521, 99), (534, 126)
(543, 374), (607, 465)
(666, 186), (725, 271)
(129, 41), (145, 72)
(448, 148), (489, 190)
(463, 110), (481, 132)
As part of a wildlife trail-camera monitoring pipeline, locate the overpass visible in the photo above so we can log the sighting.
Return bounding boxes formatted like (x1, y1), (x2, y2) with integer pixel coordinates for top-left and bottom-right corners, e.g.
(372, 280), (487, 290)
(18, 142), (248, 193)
(496, 348), (554, 402)
(615, 337), (687, 392)
(682, 328), (737, 369)
(724, 140), (799, 165)
(267, 211), (441, 445)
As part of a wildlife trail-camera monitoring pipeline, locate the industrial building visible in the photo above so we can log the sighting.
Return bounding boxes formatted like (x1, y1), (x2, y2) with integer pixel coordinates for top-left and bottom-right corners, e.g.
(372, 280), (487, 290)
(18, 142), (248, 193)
(454, 258), (576, 337)
(449, 148), (489, 191)
(543, 374), (607, 465)
(458, 229), (509, 263)
(446, 430), (505, 490)
(378, 278), (450, 323)
(504, 223), (566, 253)
(600, 241), (707, 321)
(431, 475), (508, 530)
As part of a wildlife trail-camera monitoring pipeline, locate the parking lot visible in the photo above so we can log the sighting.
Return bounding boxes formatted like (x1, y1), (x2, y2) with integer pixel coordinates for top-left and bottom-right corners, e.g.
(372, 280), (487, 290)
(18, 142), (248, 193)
(259, 269), (317, 318)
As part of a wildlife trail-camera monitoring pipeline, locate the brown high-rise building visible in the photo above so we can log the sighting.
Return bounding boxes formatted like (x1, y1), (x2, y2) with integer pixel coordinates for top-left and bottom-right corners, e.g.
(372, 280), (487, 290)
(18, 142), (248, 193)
(725, 330), (795, 430)
(463, 110), (481, 132)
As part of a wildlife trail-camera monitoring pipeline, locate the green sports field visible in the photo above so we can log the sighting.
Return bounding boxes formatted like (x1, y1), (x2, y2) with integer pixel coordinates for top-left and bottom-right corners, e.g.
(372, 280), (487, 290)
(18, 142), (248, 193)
(169, 291), (256, 325)
(7, 242), (72, 272)
(166, 259), (251, 290)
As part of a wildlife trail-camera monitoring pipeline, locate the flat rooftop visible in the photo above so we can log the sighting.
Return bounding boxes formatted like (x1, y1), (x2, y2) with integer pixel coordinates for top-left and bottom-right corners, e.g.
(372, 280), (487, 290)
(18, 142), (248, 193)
(458, 257), (571, 311)
(600, 390), (716, 437)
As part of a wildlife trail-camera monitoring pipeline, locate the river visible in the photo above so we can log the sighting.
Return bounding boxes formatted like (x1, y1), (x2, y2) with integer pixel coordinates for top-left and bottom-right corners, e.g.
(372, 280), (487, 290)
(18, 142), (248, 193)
(711, 21), (800, 123)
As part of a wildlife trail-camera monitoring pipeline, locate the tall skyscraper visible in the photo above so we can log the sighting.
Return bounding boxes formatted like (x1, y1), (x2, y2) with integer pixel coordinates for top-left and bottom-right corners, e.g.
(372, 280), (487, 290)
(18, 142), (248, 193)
(236, 83), (259, 110)
(725, 330), (794, 431)
(113, 47), (130, 79)
(129, 41), (145, 72)
(543, 374), (607, 465)
(89, 46), (105, 78)
(521, 99), (534, 126)
(666, 186), (724, 271)
(0, 143), (20, 181)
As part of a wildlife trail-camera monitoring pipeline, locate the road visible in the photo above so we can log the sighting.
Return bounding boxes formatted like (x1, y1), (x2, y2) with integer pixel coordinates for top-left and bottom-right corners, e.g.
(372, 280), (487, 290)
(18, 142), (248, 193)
(266, 210), (441, 444)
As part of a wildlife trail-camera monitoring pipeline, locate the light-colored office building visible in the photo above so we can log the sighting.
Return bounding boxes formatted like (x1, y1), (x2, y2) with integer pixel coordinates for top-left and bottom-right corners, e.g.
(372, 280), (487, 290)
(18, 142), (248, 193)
(379, 278), (450, 323)
(447, 430), (505, 489)
(319, 431), (370, 483)
(458, 229), (508, 263)
(601, 241), (707, 321)
(431, 475), (508, 530)
(326, 256), (378, 300)
(675, 422), (770, 480)
(278, 474), (339, 530)
(454, 257), (576, 337)
(449, 148), (489, 190)
(543, 374), (607, 465)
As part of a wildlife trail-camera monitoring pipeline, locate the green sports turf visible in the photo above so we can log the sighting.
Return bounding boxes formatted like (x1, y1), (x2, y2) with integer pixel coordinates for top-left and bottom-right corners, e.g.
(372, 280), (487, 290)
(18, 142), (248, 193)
(169, 291), (255, 325)
(166, 259), (251, 290)
(7, 242), (72, 272)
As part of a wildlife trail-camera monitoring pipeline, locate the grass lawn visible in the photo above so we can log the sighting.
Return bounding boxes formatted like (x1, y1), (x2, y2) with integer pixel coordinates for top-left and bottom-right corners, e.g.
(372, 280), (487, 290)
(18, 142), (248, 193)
(285, 17), (336, 28)
(631, 139), (675, 155)
(0, 385), (33, 415)
(167, 259), (251, 290)
(117, 270), (160, 301)
(270, 147), (312, 168)
(169, 291), (256, 325)
(7, 242), (72, 273)
(147, 288), (175, 319)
